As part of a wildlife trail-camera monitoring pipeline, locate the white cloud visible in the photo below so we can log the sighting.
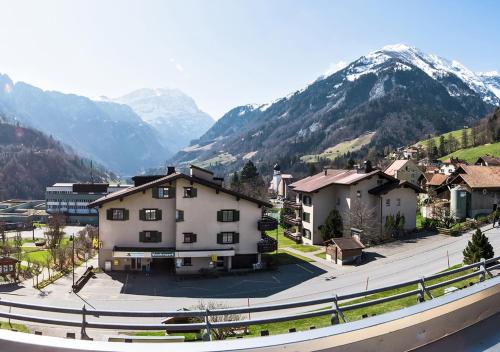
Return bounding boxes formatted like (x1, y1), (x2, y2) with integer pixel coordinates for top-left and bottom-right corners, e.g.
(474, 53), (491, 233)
(169, 58), (175, 63)
(324, 60), (348, 76)
(175, 63), (184, 72)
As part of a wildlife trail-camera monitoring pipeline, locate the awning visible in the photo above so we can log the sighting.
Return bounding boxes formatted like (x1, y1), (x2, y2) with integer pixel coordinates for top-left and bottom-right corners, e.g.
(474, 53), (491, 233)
(175, 249), (235, 258)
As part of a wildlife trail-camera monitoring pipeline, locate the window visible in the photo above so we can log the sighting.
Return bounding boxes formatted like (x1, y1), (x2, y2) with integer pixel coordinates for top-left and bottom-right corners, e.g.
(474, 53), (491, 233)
(139, 209), (162, 221)
(217, 210), (240, 222)
(302, 228), (311, 239)
(183, 187), (198, 198)
(356, 190), (362, 198)
(386, 199), (391, 207)
(183, 233), (197, 243)
(182, 257), (192, 266)
(302, 212), (310, 223)
(302, 195), (312, 206)
(217, 232), (239, 244)
(106, 208), (128, 221)
(153, 187), (175, 199)
(139, 231), (162, 243)
(176, 209), (184, 222)
(397, 198), (401, 206)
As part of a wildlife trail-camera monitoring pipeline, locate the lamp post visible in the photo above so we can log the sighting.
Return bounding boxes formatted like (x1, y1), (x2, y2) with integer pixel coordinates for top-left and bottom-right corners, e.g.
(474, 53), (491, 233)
(70, 235), (75, 291)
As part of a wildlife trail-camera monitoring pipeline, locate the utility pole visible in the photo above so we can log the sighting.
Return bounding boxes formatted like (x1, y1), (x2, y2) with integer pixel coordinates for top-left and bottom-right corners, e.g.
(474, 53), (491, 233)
(71, 235), (75, 291)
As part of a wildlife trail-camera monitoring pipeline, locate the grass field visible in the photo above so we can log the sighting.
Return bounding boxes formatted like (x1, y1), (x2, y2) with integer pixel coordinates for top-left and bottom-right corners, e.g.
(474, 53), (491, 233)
(439, 142), (500, 163)
(414, 128), (470, 148)
(267, 225), (321, 252)
(301, 132), (375, 163)
(315, 252), (327, 259)
(0, 321), (29, 333)
(23, 249), (51, 265)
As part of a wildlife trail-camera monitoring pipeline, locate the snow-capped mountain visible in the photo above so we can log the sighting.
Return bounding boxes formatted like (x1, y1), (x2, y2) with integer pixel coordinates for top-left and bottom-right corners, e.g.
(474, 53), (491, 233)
(477, 71), (500, 99)
(171, 44), (499, 172)
(114, 88), (214, 152)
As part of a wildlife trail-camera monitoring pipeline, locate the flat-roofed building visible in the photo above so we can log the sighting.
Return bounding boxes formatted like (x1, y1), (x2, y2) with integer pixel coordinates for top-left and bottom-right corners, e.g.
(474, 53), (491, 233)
(46, 183), (131, 225)
(88, 165), (277, 274)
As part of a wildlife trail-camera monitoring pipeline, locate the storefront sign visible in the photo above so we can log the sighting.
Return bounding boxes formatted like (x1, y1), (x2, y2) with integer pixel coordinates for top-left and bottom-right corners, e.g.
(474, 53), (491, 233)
(151, 251), (175, 258)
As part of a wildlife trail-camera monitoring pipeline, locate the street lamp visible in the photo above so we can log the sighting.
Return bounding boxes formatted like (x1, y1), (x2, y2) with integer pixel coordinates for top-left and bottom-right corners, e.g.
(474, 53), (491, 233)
(70, 235), (75, 291)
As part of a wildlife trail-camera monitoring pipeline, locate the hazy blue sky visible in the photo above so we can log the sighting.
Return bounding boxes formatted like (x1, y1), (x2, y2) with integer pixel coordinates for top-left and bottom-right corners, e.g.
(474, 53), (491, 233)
(0, 0), (498, 118)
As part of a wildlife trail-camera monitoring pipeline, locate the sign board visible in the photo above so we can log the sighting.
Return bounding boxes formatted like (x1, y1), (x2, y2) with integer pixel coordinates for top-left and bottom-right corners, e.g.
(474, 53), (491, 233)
(211, 255), (218, 261)
(151, 251), (175, 258)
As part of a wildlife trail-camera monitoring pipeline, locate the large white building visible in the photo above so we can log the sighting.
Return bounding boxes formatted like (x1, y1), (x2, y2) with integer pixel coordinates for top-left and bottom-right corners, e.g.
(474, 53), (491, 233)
(46, 183), (130, 225)
(88, 165), (277, 274)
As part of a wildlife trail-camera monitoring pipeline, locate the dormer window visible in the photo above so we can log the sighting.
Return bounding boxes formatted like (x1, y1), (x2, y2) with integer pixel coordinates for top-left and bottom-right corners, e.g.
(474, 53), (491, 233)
(184, 187), (198, 198)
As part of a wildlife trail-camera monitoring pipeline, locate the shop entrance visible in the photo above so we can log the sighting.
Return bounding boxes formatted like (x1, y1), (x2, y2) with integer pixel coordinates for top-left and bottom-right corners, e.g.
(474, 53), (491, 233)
(151, 257), (175, 273)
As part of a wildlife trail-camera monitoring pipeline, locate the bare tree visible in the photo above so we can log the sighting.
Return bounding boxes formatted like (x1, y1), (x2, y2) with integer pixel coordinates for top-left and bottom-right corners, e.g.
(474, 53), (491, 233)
(192, 301), (244, 340)
(75, 225), (97, 260)
(44, 214), (66, 249)
(347, 199), (381, 245)
(13, 231), (23, 261)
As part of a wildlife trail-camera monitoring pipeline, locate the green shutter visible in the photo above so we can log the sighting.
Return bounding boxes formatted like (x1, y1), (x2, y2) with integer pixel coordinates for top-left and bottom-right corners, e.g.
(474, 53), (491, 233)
(152, 187), (159, 199)
(139, 209), (145, 220)
(234, 210), (240, 221)
(156, 232), (162, 242)
(106, 209), (113, 220)
(217, 233), (223, 244)
(169, 187), (176, 198)
(123, 209), (129, 220)
(157, 209), (162, 220)
(192, 233), (197, 243)
(139, 231), (145, 242)
(217, 211), (223, 221)
(233, 233), (240, 244)
(192, 188), (198, 197)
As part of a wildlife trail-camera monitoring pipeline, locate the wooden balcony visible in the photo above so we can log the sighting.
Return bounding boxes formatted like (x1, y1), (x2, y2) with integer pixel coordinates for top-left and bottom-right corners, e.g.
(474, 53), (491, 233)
(258, 216), (278, 231)
(257, 235), (278, 253)
(283, 200), (302, 210)
(284, 230), (302, 244)
(283, 215), (302, 227)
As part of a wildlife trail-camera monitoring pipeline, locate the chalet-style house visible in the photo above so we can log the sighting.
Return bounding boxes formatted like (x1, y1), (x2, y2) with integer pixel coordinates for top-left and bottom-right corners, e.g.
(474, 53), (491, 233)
(439, 158), (466, 175)
(475, 155), (500, 167)
(88, 165), (277, 274)
(384, 159), (423, 186)
(284, 163), (423, 245)
(435, 165), (500, 219)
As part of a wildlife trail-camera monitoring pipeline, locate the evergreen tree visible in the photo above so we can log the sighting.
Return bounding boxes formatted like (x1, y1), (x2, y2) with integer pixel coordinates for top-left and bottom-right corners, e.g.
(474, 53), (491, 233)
(320, 209), (343, 241)
(308, 163), (317, 176)
(347, 158), (355, 169)
(438, 135), (446, 157)
(240, 160), (259, 183)
(426, 136), (437, 158)
(461, 129), (468, 149)
(230, 171), (240, 191)
(463, 228), (494, 264)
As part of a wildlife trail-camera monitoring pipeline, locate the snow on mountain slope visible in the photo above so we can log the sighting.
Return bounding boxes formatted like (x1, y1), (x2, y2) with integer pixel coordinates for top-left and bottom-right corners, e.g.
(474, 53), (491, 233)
(477, 71), (500, 99)
(338, 44), (500, 105)
(114, 88), (214, 152)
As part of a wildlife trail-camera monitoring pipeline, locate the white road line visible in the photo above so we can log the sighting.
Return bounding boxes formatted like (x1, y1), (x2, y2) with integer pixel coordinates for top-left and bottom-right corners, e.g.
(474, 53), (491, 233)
(296, 264), (314, 274)
(272, 275), (281, 284)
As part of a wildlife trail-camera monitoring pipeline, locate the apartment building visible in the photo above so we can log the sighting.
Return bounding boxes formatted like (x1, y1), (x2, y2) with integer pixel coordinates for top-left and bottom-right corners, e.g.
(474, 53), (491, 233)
(384, 159), (423, 186)
(46, 183), (131, 225)
(88, 165), (277, 274)
(285, 163), (423, 245)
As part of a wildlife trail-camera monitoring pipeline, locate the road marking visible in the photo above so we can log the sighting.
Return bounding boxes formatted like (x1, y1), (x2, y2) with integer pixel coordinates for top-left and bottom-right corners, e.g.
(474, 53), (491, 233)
(272, 275), (281, 284)
(296, 264), (314, 274)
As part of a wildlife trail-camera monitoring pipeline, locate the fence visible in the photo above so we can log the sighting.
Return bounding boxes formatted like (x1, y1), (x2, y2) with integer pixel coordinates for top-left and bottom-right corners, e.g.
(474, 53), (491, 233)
(0, 256), (498, 340)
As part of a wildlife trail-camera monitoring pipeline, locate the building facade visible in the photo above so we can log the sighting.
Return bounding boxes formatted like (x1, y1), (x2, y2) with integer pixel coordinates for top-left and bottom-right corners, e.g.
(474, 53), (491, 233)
(384, 159), (423, 186)
(46, 183), (131, 225)
(89, 165), (277, 274)
(285, 165), (423, 245)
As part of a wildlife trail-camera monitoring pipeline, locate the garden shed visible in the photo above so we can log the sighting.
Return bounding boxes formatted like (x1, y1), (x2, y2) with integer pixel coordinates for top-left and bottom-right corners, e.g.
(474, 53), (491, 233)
(325, 237), (365, 265)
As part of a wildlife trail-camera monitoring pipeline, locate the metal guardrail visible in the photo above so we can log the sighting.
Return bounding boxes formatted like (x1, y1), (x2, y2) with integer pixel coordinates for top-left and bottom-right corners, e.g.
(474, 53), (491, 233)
(0, 256), (498, 339)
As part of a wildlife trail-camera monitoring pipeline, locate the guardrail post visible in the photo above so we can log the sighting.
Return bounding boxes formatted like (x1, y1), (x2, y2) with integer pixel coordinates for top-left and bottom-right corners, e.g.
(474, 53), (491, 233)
(331, 294), (347, 324)
(418, 277), (433, 301)
(202, 305), (212, 341)
(479, 258), (486, 282)
(80, 305), (90, 340)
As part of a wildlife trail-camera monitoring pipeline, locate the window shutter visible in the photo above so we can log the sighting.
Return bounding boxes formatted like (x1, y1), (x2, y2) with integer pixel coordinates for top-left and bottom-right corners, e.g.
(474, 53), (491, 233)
(192, 188), (198, 197)
(139, 231), (145, 242)
(217, 233), (223, 244)
(169, 187), (176, 198)
(156, 232), (162, 242)
(217, 211), (223, 222)
(139, 209), (145, 220)
(157, 209), (162, 220)
(106, 209), (113, 220)
(124, 209), (129, 220)
(234, 210), (240, 221)
(152, 187), (159, 199)
(192, 233), (197, 243)
(233, 233), (240, 244)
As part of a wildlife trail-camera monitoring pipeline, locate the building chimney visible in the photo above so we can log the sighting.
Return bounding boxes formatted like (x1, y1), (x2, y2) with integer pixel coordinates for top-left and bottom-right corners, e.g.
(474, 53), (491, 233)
(167, 166), (176, 175)
(364, 160), (373, 173)
(323, 167), (328, 176)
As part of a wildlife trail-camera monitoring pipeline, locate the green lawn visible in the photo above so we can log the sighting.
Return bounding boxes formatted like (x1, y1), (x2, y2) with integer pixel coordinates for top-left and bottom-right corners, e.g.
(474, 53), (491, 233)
(267, 225), (321, 252)
(315, 252), (327, 259)
(0, 321), (29, 333)
(415, 128), (470, 148)
(439, 142), (500, 163)
(23, 250), (51, 265)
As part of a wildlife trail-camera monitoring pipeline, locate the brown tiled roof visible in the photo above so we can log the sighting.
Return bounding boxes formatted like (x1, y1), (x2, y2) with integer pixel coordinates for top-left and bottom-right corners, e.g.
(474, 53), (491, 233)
(455, 165), (500, 189)
(384, 160), (408, 177)
(328, 237), (365, 250)
(88, 172), (271, 208)
(289, 169), (394, 193)
(427, 173), (448, 186)
(476, 155), (500, 166)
